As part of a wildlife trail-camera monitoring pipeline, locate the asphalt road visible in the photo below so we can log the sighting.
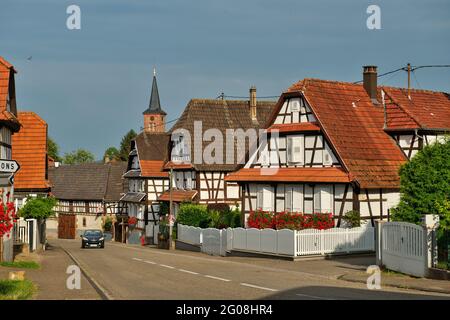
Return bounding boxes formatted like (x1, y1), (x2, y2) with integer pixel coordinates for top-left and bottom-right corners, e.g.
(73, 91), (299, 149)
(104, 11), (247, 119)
(52, 239), (450, 300)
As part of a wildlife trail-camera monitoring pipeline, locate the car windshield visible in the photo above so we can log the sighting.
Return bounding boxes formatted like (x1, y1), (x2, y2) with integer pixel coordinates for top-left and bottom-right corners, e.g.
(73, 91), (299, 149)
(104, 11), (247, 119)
(85, 230), (102, 237)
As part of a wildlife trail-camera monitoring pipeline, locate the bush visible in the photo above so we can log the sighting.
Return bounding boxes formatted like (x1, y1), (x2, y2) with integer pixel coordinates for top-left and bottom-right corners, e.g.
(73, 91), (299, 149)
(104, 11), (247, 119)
(19, 197), (56, 220)
(103, 217), (113, 232)
(177, 203), (210, 228)
(342, 210), (361, 228)
(247, 210), (334, 230)
(391, 137), (450, 227)
(207, 203), (230, 214)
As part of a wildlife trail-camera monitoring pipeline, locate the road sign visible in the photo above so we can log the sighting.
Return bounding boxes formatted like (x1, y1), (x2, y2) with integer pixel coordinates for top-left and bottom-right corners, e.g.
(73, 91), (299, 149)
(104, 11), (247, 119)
(0, 173), (13, 187)
(0, 159), (20, 173)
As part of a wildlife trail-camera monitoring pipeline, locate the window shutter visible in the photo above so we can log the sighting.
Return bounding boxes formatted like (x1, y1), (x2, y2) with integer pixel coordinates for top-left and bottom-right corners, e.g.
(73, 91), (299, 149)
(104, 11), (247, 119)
(285, 187), (293, 212)
(292, 186), (303, 213)
(257, 186), (264, 210)
(263, 186), (274, 212)
(313, 187), (321, 213)
(287, 135), (304, 165)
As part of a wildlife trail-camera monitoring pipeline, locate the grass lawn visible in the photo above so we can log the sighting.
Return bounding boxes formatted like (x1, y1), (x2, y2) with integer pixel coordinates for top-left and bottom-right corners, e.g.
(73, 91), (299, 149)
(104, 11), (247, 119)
(0, 280), (35, 300)
(0, 261), (40, 269)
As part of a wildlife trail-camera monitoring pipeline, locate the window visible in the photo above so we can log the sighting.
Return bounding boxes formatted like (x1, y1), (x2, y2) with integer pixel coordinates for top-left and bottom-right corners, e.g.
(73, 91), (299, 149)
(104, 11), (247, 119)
(287, 135), (304, 165)
(257, 185), (274, 211)
(285, 186), (303, 213)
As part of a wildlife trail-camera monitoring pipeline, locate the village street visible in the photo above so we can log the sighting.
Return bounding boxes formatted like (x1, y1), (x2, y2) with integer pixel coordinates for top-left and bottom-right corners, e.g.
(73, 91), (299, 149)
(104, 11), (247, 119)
(49, 239), (450, 300)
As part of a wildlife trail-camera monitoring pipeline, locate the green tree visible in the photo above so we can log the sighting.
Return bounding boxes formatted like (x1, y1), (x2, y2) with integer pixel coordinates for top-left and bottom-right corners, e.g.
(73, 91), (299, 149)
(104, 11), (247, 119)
(119, 129), (137, 161)
(63, 149), (95, 165)
(391, 137), (450, 228)
(48, 137), (62, 162)
(103, 146), (120, 162)
(19, 197), (57, 219)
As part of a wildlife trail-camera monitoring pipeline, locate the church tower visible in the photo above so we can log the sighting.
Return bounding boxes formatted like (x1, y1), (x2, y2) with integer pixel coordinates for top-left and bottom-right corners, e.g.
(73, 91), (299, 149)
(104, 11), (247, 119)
(143, 68), (166, 133)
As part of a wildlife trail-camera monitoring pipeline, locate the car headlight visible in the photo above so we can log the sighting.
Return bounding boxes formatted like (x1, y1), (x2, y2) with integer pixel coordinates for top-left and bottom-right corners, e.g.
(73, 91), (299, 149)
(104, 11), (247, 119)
(99, 237), (104, 241)
(82, 237), (88, 241)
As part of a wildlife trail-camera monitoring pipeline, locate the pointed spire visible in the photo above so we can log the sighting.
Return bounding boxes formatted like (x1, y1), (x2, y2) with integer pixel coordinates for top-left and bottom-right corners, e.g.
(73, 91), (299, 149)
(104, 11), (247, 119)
(143, 67), (166, 115)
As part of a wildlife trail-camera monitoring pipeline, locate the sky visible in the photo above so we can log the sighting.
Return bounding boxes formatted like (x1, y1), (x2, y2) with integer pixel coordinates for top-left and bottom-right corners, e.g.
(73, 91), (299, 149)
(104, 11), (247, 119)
(0, 0), (449, 159)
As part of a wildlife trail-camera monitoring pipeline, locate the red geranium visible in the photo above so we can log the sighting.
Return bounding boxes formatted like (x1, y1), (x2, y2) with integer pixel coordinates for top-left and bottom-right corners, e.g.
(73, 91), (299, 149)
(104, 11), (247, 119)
(247, 210), (334, 230)
(0, 201), (17, 238)
(128, 216), (138, 225)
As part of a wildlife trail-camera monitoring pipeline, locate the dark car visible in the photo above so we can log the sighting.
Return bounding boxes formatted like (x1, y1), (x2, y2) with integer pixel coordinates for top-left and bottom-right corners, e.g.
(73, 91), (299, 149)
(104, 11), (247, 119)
(81, 230), (105, 248)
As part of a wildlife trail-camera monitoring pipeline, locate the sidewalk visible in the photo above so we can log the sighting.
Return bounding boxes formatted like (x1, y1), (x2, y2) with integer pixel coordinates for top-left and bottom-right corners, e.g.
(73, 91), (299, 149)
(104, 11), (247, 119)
(339, 269), (450, 295)
(0, 244), (100, 300)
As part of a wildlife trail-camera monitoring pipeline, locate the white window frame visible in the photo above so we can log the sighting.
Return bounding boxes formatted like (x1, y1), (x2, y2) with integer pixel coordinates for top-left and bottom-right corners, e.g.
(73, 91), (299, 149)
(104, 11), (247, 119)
(257, 185), (274, 212)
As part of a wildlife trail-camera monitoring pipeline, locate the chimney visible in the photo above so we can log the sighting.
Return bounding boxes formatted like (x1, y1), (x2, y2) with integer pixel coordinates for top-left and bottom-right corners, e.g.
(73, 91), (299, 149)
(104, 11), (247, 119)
(363, 65), (378, 104)
(250, 86), (257, 121)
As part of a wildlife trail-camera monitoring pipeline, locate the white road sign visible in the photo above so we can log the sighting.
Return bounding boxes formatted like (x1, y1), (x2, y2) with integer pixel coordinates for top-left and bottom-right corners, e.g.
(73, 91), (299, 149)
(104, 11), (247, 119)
(0, 159), (20, 173)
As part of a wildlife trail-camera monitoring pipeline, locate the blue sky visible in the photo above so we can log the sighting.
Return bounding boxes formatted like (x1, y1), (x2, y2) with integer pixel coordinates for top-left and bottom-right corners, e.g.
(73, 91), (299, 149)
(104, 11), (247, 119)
(0, 0), (449, 159)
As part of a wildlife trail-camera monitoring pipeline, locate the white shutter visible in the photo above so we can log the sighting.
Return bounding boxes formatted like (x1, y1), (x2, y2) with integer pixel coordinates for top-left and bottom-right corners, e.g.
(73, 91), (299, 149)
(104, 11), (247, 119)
(285, 187), (293, 212)
(323, 143), (333, 166)
(257, 186), (264, 210)
(287, 135), (304, 165)
(292, 186), (303, 213)
(321, 185), (333, 213)
(314, 187), (321, 213)
(185, 171), (192, 189)
(263, 186), (274, 211)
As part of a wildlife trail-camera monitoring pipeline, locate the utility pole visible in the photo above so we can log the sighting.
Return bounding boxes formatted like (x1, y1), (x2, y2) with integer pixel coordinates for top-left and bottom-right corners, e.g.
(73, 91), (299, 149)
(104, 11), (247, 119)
(168, 167), (173, 249)
(407, 63), (411, 99)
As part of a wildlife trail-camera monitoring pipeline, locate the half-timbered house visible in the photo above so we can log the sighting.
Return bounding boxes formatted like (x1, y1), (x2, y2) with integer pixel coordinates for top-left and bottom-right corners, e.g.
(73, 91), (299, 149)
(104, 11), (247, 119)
(382, 86), (450, 159)
(226, 66), (449, 226)
(160, 89), (277, 214)
(47, 162), (127, 239)
(12, 111), (51, 208)
(0, 56), (21, 262)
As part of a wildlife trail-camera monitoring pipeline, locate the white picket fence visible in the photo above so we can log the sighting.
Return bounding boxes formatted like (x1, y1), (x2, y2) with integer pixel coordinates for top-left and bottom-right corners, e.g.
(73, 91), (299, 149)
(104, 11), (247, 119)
(177, 224), (375, 257)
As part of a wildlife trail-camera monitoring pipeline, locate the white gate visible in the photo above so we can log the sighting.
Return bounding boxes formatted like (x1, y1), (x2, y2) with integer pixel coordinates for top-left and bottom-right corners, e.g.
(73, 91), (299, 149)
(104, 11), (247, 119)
(381, 222), (427, 277)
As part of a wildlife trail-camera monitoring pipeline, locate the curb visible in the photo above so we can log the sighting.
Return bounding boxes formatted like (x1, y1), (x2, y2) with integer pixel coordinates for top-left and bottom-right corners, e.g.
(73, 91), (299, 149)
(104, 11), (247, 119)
(338, 274), (450, 296)
(61, 246), (114, 300)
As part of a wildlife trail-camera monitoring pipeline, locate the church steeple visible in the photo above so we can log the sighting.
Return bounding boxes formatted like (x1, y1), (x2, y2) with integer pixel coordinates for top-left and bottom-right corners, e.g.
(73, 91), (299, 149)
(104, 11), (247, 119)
(143, 68), (166, 133)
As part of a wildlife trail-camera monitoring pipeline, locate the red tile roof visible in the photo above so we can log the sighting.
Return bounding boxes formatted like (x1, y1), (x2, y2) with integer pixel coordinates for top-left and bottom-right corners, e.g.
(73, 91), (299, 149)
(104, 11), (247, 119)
(140, 160), (169, 177)
(266, 122), (321, 133)
(158, 189), (197, 202)
(0, 57), (20, 132)
(225, 167), (350, 183)
(278, 79), (407, 189)
(163, 161), (194, 170)
(12, 112), (50, 190)
(382, 87), (450, 130)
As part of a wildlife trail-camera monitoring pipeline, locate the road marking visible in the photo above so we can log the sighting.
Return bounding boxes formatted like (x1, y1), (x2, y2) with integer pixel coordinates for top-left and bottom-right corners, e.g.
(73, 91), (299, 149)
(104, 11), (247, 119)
(160, 264), (175, 269)
(144, 260), (156, 265)
(179, 269), (199, 275)
(295, 293), (335, 300)
(132, 258), (143, 261)
(204, 275), (231, 282)
(240, 283), (278, 292)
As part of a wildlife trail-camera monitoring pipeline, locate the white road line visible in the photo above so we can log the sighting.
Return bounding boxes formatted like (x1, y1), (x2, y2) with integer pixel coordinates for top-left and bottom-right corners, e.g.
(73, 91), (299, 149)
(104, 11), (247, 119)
(160, 264), (175, 269)
(295, 293), (336, 300)
(132, 258), (143, 261)
(240, 283), (278, 292)
(204, 275), (231, 282)
(179, 269), (199, 275)
(144, 260), (156, 265)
